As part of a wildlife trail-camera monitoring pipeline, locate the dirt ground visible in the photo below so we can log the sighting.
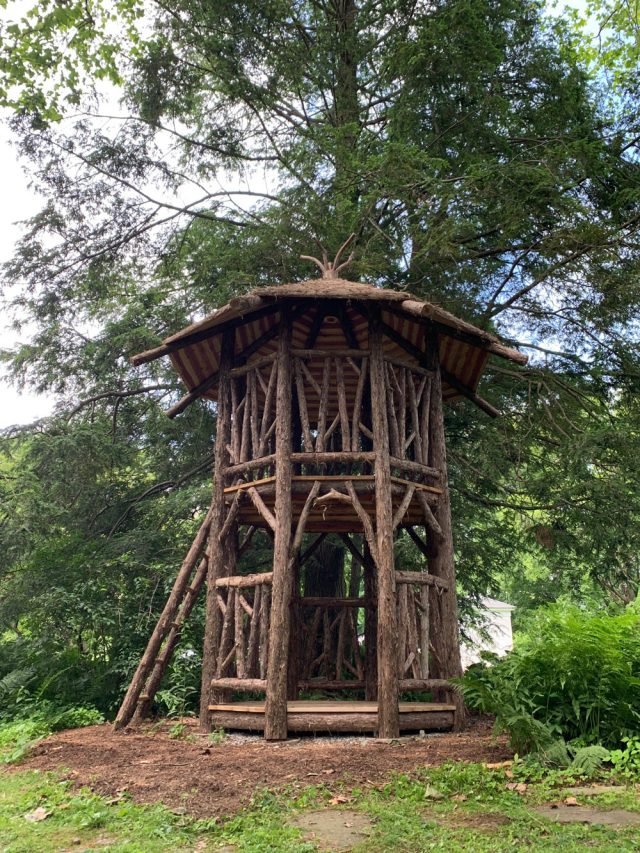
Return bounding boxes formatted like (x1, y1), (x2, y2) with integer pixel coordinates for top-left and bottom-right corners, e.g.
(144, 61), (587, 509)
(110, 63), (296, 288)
(11, 717), (512, 820)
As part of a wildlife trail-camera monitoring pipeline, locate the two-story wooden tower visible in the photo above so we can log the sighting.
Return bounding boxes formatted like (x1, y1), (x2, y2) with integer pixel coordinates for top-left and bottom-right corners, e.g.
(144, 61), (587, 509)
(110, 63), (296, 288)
(115, 252), (526, 740)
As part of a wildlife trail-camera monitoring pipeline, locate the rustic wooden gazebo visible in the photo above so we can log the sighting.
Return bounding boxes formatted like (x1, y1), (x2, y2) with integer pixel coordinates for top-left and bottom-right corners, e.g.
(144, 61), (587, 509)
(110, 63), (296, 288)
(115, 248), (526, 740)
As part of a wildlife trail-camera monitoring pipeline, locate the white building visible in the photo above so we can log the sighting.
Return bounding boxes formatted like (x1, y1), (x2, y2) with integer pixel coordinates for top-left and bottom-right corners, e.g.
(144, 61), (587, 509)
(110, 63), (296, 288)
(460, 597), (515, 669)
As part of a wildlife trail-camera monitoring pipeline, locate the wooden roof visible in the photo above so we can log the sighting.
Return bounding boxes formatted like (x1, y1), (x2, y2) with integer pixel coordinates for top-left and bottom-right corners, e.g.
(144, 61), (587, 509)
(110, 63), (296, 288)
(131, 278), (527, 414)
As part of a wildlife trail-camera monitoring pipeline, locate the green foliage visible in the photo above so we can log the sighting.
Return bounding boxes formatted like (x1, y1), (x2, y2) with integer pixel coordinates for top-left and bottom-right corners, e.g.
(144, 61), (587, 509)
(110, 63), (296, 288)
(0, 770), (203, 852)
(0, 704), (103, 764)
(208, 727), (226, 745)
(609, 737), (640, 777)
(570, 745), (611, 774)
(460, 606), (640, 749)
(0, 717), (51, 764)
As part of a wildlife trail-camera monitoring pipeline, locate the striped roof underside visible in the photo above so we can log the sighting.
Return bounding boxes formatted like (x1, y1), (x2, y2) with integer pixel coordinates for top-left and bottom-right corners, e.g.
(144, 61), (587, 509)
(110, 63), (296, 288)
(169, 300), (490, 410)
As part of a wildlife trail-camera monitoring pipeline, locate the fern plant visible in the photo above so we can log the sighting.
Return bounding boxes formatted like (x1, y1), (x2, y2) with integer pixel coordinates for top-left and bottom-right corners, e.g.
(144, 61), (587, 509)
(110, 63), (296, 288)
(459, 606), (640, 752)
(570, 745), (611, 774)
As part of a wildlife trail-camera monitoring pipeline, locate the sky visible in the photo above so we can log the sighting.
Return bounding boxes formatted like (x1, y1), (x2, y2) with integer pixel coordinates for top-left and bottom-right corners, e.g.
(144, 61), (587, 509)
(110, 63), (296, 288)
(0, 121), (56, 429)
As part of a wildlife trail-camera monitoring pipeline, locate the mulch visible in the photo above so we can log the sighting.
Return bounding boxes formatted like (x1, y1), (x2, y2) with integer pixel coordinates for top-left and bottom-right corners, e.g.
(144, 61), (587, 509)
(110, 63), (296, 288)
(10, 717), (511, 820)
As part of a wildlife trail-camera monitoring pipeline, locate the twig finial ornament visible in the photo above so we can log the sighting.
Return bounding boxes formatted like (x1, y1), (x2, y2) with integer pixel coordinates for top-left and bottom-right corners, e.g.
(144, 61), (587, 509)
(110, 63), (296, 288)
(301, 234), (355, 279)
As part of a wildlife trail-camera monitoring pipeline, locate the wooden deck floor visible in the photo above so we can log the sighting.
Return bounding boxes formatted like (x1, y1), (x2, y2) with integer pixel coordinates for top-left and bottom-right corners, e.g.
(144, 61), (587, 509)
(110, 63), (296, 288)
(208, 700), (456, 734)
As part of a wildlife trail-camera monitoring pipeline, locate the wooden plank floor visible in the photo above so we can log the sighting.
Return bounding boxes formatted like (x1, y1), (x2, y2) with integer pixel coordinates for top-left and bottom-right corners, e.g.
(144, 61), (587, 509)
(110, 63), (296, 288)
(208, 700), (456, 734)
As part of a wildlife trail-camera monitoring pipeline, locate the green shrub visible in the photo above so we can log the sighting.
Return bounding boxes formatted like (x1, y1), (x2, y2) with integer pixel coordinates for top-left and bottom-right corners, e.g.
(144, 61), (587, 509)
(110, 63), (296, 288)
(49, 706), (104, 731)
(460, 605), (640, 750)
(0, 718), (51, 763)
(609, 736), (640, 777)
(570, 745), (611, 774)
(0, 704), (104, 764)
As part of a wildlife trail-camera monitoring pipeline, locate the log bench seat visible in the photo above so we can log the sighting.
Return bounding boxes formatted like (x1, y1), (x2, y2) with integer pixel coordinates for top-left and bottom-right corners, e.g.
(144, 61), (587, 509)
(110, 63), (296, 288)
(208, 699), (456, 735)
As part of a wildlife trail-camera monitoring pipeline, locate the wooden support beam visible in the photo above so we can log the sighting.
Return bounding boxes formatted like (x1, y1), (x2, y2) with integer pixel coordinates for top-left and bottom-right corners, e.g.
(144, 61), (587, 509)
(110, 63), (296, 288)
(162, 309), (303, 421)
(425, 333), (465, 728)
(440, 367), (500, 418)
(292, 347), (366, 359)
(291, 451), (375, 466)
(379, 320), (499, 418)
(392, 301), (528, 365)
(225, 454), (277, 477)
(131, 553), (209, 724)
(299, 533), (327, 567)
(114, 508), (213, 730)
(247, 486), (277, 532)
(416, 490), (444, 543)
(369, 307), (399, 739)
(389, 456), (440, 479)
(398, 678), (457, 691)
(166, 371), (220, 419)
(215, 572), (274, 588)
(130, 298), (275, 366)
(395, 570), (448, 590)
(210, 678), (267, 692)
(199, 328), (235, 726)
(299, 597), (366, 607)
(265, 314), (294, 741)
(392, 485), (416, 531)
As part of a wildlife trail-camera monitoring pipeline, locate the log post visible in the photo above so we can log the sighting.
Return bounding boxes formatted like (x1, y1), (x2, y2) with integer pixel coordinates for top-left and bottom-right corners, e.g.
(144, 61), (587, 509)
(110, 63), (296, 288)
(363, 541), (378, 701)
(287, 556), (302, 700)
(369, 307), (399, 738)
(114, 511), (212, 730)
(264, 312), (294, 740)
(425, 328), (465, 728)
(199, 328), (235, 728)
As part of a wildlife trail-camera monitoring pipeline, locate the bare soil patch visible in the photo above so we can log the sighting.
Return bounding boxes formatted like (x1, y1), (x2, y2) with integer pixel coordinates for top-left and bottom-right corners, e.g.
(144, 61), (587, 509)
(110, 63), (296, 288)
(290, 809), (372, 851)
(437, 811), (511, 832)
(10, 718), (510, 820)
(535, 805), (640, 827)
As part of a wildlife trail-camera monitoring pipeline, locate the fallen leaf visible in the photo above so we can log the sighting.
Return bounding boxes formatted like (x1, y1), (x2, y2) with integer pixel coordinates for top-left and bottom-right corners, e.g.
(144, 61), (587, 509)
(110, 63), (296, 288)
(564, 797), (579, 807)
(485, 760), (513, 769)
(506, 782), (527, 794)
(504, 769), (514, 779)
(329, 795), (350, 805)
(452, 794), (467, 802)
(322, 769), (335, 775)
(24, 807), (51, 823)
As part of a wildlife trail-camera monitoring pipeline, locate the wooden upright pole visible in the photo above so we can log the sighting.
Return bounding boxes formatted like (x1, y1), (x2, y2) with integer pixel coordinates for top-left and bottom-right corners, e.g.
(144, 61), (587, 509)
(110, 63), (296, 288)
(363, 541), (378, 701)
(425, 329), (465, 728)
(265, 312), (294, 740)
(199, 328), (234, 728)
(369, 308), (399, 739)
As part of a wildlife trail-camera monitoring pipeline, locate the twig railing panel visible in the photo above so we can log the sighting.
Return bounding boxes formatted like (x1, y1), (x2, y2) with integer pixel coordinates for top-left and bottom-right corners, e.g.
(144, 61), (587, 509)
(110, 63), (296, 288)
(291, 353), (371, 458)
(211, 572), (273, 685)
(383, 359), (434, 473)
(227, 358), (278, 482)
(394, 571), (439, 683)
(299, 598), (364, 686)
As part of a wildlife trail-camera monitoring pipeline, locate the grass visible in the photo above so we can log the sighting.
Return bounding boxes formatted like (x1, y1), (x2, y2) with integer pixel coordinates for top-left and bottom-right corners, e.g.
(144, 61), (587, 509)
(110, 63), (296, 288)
(1, 755), (639, 851)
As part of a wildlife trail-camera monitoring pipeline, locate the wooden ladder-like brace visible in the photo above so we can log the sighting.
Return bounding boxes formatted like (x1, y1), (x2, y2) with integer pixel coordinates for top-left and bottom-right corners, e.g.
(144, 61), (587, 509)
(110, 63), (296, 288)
(113, 508), (213, 730)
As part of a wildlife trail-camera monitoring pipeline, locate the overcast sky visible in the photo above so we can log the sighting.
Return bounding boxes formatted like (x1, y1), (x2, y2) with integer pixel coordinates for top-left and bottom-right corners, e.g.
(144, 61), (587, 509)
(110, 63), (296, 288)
(0, 120), (56, 429)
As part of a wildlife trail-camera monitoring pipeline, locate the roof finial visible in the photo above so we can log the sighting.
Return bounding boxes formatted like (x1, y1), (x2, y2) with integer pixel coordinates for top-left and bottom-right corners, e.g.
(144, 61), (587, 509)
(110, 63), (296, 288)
(301, 234), (355, 279)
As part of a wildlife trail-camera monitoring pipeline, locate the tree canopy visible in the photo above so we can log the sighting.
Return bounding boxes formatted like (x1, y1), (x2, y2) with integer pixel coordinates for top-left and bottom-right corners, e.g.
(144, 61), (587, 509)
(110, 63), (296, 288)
(1, 0), (639, 713)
